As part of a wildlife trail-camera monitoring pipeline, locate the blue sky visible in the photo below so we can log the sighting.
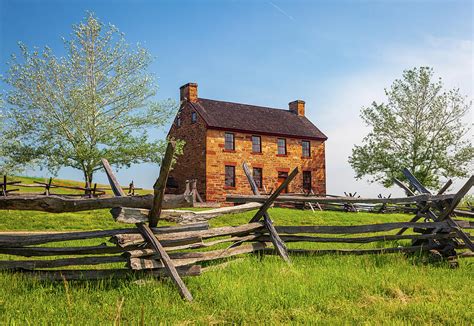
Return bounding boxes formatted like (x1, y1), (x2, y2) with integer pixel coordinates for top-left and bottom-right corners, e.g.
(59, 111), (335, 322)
(0, 0), (472, 195)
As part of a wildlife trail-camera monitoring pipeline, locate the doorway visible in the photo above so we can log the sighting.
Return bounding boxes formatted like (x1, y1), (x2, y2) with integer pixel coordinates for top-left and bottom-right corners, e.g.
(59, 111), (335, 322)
(277, 171), (288, 193)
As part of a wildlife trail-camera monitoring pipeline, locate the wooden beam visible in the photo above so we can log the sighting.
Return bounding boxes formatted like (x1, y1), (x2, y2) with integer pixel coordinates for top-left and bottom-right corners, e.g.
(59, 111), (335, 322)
(263, 245), (441, 256)
(101, 158), (127, 197)
(250, 167), (298, 222)
(402, 168), (431, 194)
(0, 244), (126, 257)
(396, 179), (451, 236)
(453, 220), (474, 229)
(437, 179), (453, 195)
(111, 222), (264, 248)
(102, 159), (193, 298)
(0, 193), (191, 213)
(242, 162), (289, 262)
(125, 235), (260, 258)
(393, 178), (415, 196)
(0, 255), (126, 270)
(136, 223), (193, 301)
(274, 221), (449, 235)
(103, 160), (194, 301)
(227, 193), (455, 205)
(436, 176), (474, 251)
(437, 176), (474, 222)
(0, 223), (209, 247)
(129, 243), (266, 270)
(110, 202), (262, 224)
(14, 266), (201, 281)
(256, 232), (457, 244)
(453, 209), (474, 218)
(149, 141), (176, 227)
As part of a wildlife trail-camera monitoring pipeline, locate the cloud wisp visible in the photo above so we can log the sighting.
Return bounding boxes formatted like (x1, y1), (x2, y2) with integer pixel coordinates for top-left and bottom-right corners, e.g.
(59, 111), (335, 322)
(268, 1), (295, 21)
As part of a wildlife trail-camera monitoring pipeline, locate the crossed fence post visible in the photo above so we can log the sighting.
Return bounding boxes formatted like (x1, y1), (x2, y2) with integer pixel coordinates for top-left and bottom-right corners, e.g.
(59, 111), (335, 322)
(242, 162), (295, 263)
(394, 169), (474, 252)
(101, 142), (194, 302)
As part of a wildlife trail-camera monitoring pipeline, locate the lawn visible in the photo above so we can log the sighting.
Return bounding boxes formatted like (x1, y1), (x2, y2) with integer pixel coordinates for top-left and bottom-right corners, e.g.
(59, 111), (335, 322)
(0, 207), (472, 324)
(3, 175), (153, 196)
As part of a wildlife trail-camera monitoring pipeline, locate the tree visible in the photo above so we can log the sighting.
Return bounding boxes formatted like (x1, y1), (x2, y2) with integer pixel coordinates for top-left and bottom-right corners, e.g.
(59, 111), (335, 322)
(349, 67), (473, 190)
(1, 13), (178, 184)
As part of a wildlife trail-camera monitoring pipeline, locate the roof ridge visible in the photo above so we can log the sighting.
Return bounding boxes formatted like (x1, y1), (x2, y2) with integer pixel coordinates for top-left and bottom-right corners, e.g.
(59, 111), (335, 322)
(198, 98), (291, 113)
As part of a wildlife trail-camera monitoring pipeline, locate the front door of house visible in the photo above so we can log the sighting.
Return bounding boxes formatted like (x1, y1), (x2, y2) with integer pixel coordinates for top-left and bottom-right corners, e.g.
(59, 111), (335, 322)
(277, 171), (288, 193)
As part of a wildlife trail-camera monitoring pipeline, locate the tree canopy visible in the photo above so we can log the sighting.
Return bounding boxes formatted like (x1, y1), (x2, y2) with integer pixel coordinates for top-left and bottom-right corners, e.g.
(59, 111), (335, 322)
(1, 13), (178, 183)
(349, 67), (473, 190)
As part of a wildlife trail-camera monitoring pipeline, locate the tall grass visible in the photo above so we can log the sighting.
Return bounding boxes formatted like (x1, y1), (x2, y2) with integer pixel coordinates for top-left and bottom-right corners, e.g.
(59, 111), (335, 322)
(0, 208), (472, 324)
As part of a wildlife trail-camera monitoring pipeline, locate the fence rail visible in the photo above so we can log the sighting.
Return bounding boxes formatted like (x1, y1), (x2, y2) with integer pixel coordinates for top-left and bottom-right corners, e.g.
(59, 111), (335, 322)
(0, 153), (472, 302)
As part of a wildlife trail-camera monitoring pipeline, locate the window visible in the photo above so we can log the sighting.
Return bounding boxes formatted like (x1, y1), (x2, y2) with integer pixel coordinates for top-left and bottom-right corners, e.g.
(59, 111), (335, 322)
(303, 171), (312, 192)
(253, 168), (262, 188)
(277, 138), (286, 155)
(191, 111), (197, 123)
(302, 140), (311, 157)
(225, 165), (235, 187)
(176, 116), (181, 127)
(252, 136), (261, 153)
(224, 132), (235, 151)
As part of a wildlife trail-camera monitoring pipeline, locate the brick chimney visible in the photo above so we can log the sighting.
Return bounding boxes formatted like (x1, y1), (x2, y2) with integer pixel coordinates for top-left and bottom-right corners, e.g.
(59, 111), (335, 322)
(289, 100), (305, 116)
(180, 82), (198, 103)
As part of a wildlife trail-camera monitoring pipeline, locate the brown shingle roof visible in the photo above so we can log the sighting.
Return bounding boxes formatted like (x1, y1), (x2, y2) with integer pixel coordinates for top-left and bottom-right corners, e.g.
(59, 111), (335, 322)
(189, 98), (327, 140)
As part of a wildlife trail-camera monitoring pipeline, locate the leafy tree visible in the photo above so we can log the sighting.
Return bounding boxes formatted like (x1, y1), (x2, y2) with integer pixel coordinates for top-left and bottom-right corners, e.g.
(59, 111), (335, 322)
(349, 67), (473, 190)
(1, 13), (178, 184)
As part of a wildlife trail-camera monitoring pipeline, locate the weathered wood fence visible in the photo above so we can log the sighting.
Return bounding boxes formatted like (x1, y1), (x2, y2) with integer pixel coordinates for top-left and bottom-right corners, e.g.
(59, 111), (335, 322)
(0, 173), (142, 198)
(0, 145), (472, 301)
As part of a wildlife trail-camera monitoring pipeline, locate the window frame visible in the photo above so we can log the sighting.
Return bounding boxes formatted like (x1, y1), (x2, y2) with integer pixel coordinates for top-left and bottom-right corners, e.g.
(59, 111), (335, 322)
(224, 132), (235, 151)
(302, 140), (311, 157)
(225, 165), (236, 187)
(277, 138), (287, 155)
(176, 115), (181, 127)
(252, 167), (263, 189)
(303, 170), (312, 192)
(191, 111), (197, 124)
(251, 135), (262, 153)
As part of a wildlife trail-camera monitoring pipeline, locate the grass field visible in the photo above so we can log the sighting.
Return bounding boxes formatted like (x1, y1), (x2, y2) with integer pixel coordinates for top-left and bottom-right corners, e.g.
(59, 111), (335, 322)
(0, 206), (472, 325)
(3, 175), (153, 196)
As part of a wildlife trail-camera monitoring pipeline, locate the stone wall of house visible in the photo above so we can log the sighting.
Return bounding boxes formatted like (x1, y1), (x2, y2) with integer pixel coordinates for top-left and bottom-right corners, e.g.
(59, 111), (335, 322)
(205, 129), (326, 203)
(167, 103), (207, 199)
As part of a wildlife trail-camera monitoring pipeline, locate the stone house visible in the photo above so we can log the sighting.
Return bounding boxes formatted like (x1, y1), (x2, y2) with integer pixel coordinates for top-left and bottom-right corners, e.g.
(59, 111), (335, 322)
(167, 82), (327, 203)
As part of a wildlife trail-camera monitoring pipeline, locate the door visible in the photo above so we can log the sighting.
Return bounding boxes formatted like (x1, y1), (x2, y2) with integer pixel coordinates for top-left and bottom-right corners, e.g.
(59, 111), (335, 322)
(277, 171), (288, 193)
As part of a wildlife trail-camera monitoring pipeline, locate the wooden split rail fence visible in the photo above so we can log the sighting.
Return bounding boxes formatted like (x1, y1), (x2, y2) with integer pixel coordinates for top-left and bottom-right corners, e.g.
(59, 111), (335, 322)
(0, 146), (472, 301)
(0, 173), (142, 198)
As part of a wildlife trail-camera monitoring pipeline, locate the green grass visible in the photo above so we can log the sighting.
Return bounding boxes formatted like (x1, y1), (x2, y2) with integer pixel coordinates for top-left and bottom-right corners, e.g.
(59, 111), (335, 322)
(0, 208), (472, 324)
(5, 175), (153, 196)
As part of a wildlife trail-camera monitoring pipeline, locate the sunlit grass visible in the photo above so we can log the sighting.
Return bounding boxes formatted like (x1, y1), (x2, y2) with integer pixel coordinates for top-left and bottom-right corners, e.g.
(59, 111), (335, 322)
(0, 208), (472, 324)
(4, 175), (153, 196)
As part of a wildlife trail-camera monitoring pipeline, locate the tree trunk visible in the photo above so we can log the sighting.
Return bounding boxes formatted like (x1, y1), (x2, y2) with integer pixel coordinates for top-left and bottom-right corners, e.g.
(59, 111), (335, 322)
(83, 169), (94, 186)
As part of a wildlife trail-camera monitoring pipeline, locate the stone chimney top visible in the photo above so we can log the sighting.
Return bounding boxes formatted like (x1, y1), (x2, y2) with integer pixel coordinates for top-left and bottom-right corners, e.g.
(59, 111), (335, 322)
(180, 82), (198, 103)
(289, 100), (305, 116)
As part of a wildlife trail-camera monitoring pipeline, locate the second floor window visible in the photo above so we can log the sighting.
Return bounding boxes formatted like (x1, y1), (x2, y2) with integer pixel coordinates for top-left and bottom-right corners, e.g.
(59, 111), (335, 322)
(252, 136), (261, 153)
(302, 140), (311, 157)
(277, 138), (286, 155)
(253, 167), (262, 188)
(176, 116), (181, 127)
(225, 165), (235, 187)
(191, 111), (197, 123)
(225, 132), (235, 150)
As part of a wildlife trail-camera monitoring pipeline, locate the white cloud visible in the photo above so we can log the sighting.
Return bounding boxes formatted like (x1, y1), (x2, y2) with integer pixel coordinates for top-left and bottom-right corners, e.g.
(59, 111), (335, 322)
(383, 37), (473, 97)
(305, 36), (473, 197)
